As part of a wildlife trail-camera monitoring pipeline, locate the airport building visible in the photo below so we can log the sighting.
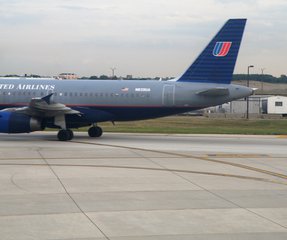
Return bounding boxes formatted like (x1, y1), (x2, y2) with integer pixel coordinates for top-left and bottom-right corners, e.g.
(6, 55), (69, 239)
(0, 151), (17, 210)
(58, 73), (78, 80)
(263, 96), (287, 114)
(206, 95), (287, 118)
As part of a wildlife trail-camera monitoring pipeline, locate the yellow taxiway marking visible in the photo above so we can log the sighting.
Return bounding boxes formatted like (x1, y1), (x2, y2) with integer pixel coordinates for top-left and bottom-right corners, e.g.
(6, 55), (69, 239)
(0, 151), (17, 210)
(206, 154), (269, 158)
(277, 135), (287, 139)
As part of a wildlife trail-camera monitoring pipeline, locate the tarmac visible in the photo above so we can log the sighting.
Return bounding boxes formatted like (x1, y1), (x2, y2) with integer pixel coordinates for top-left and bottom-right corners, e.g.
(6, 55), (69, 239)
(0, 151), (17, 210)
(0, 132), (287, 240)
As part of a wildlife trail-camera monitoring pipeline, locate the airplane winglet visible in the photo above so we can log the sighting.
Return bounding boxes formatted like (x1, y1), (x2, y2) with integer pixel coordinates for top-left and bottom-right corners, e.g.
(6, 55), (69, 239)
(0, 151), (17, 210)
(42, 93), (54, 104)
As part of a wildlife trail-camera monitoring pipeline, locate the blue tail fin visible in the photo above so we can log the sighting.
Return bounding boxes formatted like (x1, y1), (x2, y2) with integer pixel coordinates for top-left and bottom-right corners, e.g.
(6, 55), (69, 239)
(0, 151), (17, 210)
(177, 19), (246, 84)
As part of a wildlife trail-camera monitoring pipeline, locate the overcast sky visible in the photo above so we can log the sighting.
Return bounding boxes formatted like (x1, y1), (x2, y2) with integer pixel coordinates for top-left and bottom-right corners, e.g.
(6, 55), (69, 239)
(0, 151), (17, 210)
(0, 0), (286, 77)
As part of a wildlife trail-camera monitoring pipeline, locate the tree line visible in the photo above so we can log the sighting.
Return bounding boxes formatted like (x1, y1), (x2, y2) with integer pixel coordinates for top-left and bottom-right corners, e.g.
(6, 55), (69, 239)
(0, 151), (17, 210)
(2, 73), (287, 83)
(232, 74), (287, 83)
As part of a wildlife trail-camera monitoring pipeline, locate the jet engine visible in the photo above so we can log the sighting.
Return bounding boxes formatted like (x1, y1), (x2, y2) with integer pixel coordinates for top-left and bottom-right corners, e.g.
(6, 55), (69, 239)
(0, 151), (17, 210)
(0, 112), (44, 133)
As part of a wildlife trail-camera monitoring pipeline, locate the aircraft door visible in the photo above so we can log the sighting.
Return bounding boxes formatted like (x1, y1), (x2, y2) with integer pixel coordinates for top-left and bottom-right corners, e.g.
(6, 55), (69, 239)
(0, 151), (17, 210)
(162, 85), (175, 106)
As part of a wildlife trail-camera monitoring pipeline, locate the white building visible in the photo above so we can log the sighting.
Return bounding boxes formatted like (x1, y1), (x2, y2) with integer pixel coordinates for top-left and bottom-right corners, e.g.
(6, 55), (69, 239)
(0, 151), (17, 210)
(265, 96), (287, 114)
(58, 73), (78, 80)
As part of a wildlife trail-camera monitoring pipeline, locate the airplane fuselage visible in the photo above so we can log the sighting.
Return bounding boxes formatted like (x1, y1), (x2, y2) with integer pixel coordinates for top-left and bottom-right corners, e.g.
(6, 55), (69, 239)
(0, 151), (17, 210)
(0, 78), (251, 123)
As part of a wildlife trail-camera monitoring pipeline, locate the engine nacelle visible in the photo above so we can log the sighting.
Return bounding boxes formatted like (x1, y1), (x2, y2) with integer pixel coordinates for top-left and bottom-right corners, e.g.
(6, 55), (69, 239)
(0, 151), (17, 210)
(0, 112), (44, 133)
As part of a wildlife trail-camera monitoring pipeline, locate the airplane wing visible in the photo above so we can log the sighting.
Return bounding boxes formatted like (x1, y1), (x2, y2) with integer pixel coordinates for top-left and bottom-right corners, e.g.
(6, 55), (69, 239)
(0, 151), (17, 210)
(196, 87), (229, 96)
(1, 93), (81, 118)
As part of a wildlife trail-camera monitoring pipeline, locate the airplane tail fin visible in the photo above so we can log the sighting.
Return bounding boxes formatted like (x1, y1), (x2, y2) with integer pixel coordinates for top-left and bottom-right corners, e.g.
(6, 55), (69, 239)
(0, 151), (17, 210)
(177, 19), (247, 84)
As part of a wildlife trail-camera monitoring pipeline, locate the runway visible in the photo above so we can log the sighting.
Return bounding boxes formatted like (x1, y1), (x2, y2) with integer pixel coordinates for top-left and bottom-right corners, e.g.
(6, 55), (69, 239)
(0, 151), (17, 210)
(0, 132), (287, 239)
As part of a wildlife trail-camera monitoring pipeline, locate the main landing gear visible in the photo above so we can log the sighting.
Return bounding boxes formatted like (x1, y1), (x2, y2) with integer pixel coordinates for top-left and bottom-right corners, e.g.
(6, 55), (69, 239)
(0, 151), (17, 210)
(56, 126), (103, 141)
(57, 129), (74, 141)
(55, 115), (103, 141)
(88, 126), (103, 138)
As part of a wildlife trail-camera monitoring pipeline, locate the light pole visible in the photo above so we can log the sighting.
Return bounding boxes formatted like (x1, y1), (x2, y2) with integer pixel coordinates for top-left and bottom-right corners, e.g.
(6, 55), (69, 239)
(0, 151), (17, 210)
(246, 65), (254, 119)
(111, 67), (116, 79)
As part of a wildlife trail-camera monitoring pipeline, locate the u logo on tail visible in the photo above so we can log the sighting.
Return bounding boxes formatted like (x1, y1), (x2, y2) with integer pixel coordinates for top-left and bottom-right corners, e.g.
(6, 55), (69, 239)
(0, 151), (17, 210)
(213, 42), (232, 57)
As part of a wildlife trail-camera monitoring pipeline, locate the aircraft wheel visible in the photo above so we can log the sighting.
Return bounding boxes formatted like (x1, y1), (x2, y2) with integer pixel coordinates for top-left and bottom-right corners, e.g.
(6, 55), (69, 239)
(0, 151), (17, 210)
(88, 126), (103, 138)
(57, 129), (74, 141)
(66, 129), (74, 140)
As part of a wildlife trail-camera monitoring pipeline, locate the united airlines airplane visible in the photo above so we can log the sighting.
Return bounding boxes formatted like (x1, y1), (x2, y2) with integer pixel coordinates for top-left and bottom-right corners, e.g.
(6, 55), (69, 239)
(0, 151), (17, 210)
(0, 19), (253, 141)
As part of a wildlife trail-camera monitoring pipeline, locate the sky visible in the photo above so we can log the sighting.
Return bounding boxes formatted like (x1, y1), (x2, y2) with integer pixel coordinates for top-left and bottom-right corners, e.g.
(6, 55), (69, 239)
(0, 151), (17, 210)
(0, 0), (286, 78)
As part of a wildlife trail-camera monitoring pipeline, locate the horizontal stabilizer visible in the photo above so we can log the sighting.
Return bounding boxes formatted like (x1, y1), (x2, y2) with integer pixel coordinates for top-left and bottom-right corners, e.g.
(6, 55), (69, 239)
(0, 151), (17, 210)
(196, 87), (229, 96)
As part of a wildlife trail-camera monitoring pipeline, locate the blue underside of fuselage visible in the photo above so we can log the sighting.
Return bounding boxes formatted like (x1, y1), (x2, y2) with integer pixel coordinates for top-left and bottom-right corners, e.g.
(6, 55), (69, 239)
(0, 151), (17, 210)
(0, 105), (198, 128)
(73, 106), (197, 122)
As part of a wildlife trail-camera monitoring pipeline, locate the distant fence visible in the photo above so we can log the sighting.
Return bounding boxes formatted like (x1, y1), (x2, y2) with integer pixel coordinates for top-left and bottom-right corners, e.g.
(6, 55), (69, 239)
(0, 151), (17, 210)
(205, 113), (284, 119)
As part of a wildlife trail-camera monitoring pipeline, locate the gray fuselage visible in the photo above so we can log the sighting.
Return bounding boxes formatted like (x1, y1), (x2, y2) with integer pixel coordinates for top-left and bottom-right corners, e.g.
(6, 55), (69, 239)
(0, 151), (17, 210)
(0, 78), (252, 122)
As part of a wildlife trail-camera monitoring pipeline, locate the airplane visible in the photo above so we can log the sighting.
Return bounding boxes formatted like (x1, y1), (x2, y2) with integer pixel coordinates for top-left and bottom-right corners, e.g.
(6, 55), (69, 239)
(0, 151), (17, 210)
(0, 19), (253, 141)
